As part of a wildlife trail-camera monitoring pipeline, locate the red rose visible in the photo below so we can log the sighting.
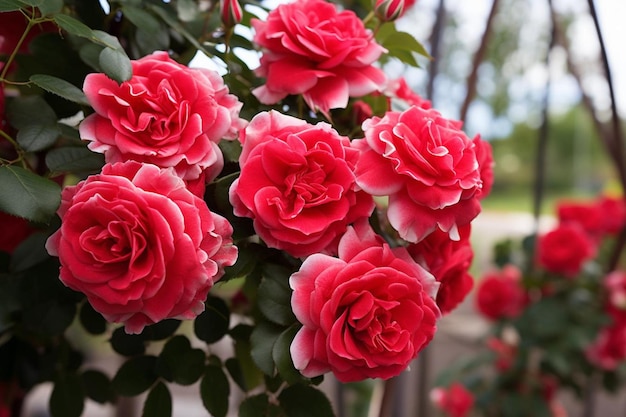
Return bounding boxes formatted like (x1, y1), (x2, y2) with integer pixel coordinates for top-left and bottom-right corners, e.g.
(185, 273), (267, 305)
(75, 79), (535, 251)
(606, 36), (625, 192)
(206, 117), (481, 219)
(289, 221), (439, 382)
(557, 195), (625, 240)
(0, 211), (34, 254)
(0, 11), (56, 55)
(430, 382), (474, 417)
(596, 195), (626, 235)
(79, 51), (246, 183)
(475, 265), (527, 320)
(585, 321), (626, 370)
(385, 77), (432, 109)
(229, 111), (374, 258)
(408, 224), (474, 314)
(46, 161), (237, 333)
(251, 0), (386, 116)
(537, 223), (595, 277)
(353, 105), (483, 242)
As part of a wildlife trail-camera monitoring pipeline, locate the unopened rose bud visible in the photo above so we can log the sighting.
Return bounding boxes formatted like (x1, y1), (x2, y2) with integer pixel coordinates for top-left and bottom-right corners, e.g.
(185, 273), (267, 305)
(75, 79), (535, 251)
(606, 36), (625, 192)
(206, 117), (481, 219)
(374, 0), (405, 22)
(221, 0), (243, 28)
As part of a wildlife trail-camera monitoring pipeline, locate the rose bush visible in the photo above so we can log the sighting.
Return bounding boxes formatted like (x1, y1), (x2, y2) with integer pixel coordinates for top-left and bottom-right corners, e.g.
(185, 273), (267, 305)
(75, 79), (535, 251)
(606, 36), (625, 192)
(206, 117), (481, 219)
(0, 0), (493, 416)
(433, 193), (626, 417)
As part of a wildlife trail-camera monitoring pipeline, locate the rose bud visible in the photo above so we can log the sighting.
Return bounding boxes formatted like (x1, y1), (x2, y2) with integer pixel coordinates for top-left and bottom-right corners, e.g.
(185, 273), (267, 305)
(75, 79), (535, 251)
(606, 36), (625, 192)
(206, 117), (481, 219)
(221, 0), (243, 28)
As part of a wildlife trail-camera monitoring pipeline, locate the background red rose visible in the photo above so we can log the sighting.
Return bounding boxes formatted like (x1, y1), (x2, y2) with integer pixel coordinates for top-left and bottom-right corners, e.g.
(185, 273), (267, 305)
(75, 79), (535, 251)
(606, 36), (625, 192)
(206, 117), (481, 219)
(409, 224), (474, 314)
(0, 212), (34, 254)
(80, 51), (246, 183)
(289, 221), (439, 382)
(430, 382), (474, 417)
(251, 0), (386, 116)
(475, 265), (527, 320)
(230, 110), (374, 258)
(46, 161), (237, 333)
(537, 223), (595, 277)
(353, 105), (483, 242)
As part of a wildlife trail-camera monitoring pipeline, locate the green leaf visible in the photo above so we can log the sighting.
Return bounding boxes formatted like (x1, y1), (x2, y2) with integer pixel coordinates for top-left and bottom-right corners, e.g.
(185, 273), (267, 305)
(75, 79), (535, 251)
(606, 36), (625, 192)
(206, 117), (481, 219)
(79, 302), (107, 335)
(272, 325), (304, 385)
(81, 369), (116, 404)
(0, 166), (61, 223)
(35, 0), (63, 15)
(45, 146), (105, 174)
(278, 384), (335, 417)
(156, 335), (205, 385)
(22, 299), (76, 338)
(142, 319), (181, 341)
(110, 326), (146, 356)
(250, 321), (283, 376)
(149, 5), (214, 57)
(194, 295), (230, 344)
(112, 355), (159, 396)
(230, 324), (264, 390)
(99, 46), (133, 83)
(142, 381), (172, 417)
(0, 0), (23, 12)
(10, 232), (50, 272)
(0, 275), (21, 334)
(50, 372), (85, 417)
(200, 365), (230, 417)
(6, 95), (57, 129)
(53, 14), (110, 47)
(225, 357), (247, 391)
(30, 74), (90, 106)
(122, 5), (161, 34)
(239, 394), (280, 417)
(16, 123), (60, 152)
(258, 264), (297, 326)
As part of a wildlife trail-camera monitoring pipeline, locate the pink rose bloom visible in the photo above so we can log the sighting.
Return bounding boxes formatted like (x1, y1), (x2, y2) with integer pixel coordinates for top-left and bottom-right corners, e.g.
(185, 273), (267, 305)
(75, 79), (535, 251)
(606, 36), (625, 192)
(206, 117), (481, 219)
(251, 0), (386, 116)
(80, 51), (246, 184)
(385, 77), (432, 109)
(585, 322), (626, 370)
(409, 224), (474, 314)
(353, 105), (483, 242)
(430, 382), (474, 417)
(537, 223), (595, 277)
(475, 265), (527, 321)
(290, 221), (439, 382)
(46, 161), (237, 333)
(229, 111), (374, 258)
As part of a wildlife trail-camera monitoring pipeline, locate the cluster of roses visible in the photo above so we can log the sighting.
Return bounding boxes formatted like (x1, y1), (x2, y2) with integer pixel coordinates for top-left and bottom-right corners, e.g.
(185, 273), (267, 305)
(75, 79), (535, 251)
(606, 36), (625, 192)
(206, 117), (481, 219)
(431, 193), (626, 417)
(2, 0), (494, 385)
